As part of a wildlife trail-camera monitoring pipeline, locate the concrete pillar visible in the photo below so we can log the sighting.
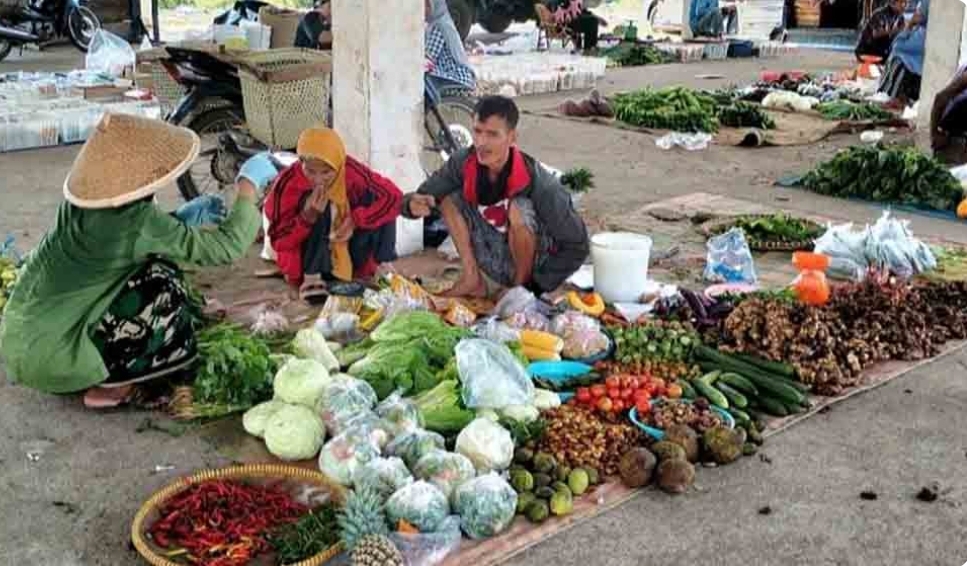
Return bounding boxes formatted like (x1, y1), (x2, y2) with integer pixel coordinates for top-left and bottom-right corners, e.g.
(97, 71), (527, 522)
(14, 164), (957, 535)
(332, 0), (426, 256)
(917, 0), (965, 129)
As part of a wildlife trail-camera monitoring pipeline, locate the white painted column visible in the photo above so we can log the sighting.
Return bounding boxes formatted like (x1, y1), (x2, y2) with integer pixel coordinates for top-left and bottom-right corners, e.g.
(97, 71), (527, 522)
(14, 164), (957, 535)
(917, 0), (965, 129)
(332, 0), (426, 256)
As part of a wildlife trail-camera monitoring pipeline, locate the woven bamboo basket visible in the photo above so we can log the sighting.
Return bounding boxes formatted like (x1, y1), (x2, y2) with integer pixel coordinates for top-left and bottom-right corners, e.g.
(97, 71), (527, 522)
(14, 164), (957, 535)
(131, 464), (346, 566)
(238, 49), (332, 149)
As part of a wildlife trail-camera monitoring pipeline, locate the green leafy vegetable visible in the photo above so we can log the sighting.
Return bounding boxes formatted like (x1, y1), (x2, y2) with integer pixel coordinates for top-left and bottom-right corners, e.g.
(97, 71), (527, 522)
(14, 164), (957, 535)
(560, 167), (595, 194)
(603, 42), (673, 67)
(411, 380), (476, 434)
(371, 311), (448, 343)
(348, 342), (436, 400)
(335, 337), (374, 368)
(816, 100), (893, 122)
(716, 102), (776, 129)
(194, 323), (276, 408)
(269, 504), (340, 564)
(613, 87), (719, 133)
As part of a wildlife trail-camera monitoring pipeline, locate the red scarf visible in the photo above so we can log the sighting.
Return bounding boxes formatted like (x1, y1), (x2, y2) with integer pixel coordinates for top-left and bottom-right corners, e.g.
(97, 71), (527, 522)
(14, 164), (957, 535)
(462, 149), (531, 232)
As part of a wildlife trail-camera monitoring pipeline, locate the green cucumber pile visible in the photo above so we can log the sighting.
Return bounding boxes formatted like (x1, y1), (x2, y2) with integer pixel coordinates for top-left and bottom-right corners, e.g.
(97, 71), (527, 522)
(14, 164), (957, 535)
(690, 345), (810, 425)
(815, 100), (893, 122)
(716, 101), (776, 130)
(612, 87), (719, 133)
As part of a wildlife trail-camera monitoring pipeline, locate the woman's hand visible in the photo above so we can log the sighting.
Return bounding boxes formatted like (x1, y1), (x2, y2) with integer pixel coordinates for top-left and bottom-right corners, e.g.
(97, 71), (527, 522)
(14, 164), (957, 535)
(307, 184), (330, 213)
(331, 212), (354, 243)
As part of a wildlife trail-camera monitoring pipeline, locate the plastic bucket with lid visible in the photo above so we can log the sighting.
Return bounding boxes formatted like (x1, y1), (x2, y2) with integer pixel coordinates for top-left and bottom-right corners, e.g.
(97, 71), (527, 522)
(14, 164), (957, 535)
(591, 232), (653, 304)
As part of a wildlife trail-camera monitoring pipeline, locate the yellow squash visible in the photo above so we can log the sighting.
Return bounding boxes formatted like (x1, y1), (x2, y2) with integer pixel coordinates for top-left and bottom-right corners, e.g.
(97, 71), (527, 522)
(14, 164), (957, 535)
(958, 198), (967, 219)
(566, 291), (605, 317)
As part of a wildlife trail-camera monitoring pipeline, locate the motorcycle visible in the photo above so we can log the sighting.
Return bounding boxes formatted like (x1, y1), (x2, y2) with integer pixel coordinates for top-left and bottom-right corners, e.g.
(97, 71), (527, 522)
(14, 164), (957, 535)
(160, 46), (477, 205)
(0, 0), (100, 62)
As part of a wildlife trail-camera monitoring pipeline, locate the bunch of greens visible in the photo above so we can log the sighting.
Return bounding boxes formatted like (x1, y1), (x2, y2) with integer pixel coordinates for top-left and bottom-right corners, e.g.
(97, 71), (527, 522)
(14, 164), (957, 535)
(816, 100), (893, 122)
(603, 43), (672, 67)
(349, 341), (437, 400)
(716, 102), (776, 130)
(712, 213), (824, 246)
(613, 87), (718, 133)
(411, 380), (475, 434)
(801, 144), (964, 212)
(560, 167), (595, 194)
(269, 504), (340, 564)
(193, 323), (276, 409)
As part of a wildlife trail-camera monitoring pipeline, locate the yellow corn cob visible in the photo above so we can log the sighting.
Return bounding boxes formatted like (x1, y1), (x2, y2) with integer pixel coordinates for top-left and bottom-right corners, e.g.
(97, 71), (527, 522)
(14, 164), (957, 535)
(520, 330), (564, 353)
(522, 344), (562, 362)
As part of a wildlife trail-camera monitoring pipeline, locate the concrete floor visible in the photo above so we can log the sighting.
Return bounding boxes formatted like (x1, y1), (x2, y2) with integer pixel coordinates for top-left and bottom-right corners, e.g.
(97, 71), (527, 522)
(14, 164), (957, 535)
(2, 47), (967, 566)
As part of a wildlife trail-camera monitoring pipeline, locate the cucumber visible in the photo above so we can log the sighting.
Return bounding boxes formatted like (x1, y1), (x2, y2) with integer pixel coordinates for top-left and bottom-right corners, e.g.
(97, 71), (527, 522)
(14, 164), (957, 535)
(691, 378), (729, 409)
(714, 382), (749, 409)
(784, 401), (806, 414)
(732, 352), (796, 378)
(696, 370), (721, 385)
(679, 380), (697, 400)
(728, 407), (752, 427)
(695, 346), (813, 397)
(718, 372), (759, 396)
(740, 371), (806, 406)
(755, 396), (789, 417)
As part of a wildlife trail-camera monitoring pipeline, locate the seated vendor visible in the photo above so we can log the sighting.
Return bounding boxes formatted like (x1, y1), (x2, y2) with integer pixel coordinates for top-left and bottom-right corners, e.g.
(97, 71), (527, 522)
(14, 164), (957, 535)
(263, 127), (403, 299)
(930, 65), (967, 163)
(547, 0), (607, 53)
(689, 0), (738, 38)
(0, 113), (271, 408)
(855, 0), (906, 62)
(294, 0), (332, 49)
(878, 0), (929, 102)
(402, 95), (590, 298)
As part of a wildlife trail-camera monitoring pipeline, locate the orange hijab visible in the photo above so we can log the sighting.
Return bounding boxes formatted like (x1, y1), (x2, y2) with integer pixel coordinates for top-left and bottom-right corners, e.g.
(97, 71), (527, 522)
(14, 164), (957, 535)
(296, 127), (353, 281)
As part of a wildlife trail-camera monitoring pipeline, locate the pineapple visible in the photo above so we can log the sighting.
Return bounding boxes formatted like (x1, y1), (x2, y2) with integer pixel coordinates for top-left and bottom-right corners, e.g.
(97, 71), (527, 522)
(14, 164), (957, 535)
(351, 534), (404, 566)
(338, 486), (390, 551)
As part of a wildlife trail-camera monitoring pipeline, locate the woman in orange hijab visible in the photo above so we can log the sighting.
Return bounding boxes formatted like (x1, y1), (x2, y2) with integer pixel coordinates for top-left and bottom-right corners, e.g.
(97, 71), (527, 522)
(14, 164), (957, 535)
(264, 127), (404, 299)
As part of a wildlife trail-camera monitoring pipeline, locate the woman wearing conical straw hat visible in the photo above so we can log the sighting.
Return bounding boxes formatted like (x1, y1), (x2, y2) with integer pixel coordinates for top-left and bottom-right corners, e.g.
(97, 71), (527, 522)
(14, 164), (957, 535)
(0, 113), (279, 408)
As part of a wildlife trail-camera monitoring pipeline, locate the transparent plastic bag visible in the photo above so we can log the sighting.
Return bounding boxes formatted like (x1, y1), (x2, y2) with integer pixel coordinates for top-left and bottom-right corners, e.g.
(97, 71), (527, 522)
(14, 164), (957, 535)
(413, 449), (476, 501)
(389, 515), (462, 566)
(656, 132), (712, 151)
(316, 377), (378, 436)
(341, 411), (393, 450)
(493, 286), (537, 318)
(375, 392), (423, 437)
(703, 228), (758, 284)
(561, 328), (610, 359)
(85, 30), (136, 77)
(471, 317), (521, 343)
(549, 311), (600, 336)
(317, 424), (382, 486)
(354, 456), (414, 499)
(453, 473), (518, 539)
(386, 428), (446, 468)
(454, 417), (514, 474)
(504, 310), (550, 332)
(457, 339), (534, 409)
(385, 481), (451, 533)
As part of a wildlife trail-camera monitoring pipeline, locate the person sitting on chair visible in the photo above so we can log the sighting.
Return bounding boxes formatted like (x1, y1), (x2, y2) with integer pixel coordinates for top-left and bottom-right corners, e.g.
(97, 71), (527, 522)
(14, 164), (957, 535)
(401, 96), (589, 298)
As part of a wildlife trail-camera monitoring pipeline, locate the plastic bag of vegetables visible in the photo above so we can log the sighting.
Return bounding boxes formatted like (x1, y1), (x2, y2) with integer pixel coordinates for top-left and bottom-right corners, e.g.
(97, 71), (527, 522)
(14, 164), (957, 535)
(354, 456), (414, 499)
(386, 428), (446, 469)
(264, 404), (326, 461)
(453, 473), (517, 539)
(273, 358), (332, 408)
(386, 481), (450, 533)
(457, 339), (534, 409)
(455, 418), (514, 474)
(413, 449), (476, 501)
(376, 392), (423, 437)
(341, 411), (393, 450)
(291, 327), (340, 371)
(317, 423), (381, 486)
(317, 377), (378, 435)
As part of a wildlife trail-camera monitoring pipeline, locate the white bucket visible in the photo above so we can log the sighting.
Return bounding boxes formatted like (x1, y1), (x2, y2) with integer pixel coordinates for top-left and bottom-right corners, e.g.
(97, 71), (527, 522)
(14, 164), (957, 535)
(591, 232), (653, 304)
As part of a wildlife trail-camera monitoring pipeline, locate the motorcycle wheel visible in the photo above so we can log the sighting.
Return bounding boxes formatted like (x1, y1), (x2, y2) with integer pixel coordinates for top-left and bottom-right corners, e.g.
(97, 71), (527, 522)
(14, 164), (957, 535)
(420, 94), (476, 177)
(67, 6), (100, 52)
(177, 106), (246, 202)
(0, 39), (11, 62)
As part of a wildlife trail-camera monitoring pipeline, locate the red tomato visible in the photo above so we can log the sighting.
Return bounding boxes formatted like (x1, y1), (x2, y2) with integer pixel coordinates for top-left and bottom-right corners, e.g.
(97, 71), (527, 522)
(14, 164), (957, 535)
(597, 397), (613, 413)
(635, 398), (652, 414)
(576, 387), (592, 404)
(628, 377), (641, 390)
(634, 389), (652, 402)
(590, 384), (607, 399)
(612, 399), (625, 412)
(605, 376), (620, 389)
(652, 378), (667, 391)
(620, 388), (634, 400)
(643, 382), (657, 395)
(607, 387), (622, 400)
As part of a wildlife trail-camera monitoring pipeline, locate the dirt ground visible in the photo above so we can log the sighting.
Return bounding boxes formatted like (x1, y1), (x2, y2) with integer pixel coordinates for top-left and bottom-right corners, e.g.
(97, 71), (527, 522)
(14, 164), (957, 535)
(2, 46), (967, 566)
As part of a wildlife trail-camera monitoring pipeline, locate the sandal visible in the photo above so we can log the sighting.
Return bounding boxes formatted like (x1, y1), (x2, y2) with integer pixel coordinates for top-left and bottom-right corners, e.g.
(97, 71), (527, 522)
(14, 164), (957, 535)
(299, 274), (328, 303)
(83, 385), (135, 409)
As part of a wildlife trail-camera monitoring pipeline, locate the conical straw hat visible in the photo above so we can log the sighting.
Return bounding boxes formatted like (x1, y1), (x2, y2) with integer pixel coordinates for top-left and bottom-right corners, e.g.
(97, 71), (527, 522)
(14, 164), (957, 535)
(64, 113), (200, 209)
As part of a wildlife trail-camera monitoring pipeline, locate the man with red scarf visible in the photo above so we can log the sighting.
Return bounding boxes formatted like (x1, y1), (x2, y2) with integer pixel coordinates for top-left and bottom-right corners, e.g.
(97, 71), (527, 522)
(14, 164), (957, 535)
(403, 96), (590, 298)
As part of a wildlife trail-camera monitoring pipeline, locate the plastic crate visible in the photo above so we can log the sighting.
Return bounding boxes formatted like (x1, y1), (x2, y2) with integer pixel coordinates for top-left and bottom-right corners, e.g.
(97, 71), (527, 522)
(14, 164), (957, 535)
(703, 42), (728, 61)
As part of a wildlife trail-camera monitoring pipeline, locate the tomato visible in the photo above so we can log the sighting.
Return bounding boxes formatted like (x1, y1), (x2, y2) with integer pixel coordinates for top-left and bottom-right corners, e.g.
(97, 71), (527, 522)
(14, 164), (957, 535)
(633, 389), (650, 402)
(643, 382), (657, 395)
(635, 398), (652, 414)
(576, 387), (592, 403)
(607, 387), (622, 400)
(620, 387), (635, 400)
(590, 384), (607, 399)
(605, 376), (620, 389)
(652, 378), (667, 391)
(596, 397), (613, 413)
(612, 399), (626, 412)
(666, 384), (683, 399)
(628, 377), (641, 390)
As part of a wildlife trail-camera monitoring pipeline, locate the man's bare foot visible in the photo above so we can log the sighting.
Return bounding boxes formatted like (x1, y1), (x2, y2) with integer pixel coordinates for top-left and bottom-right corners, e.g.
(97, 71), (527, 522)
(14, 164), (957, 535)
(83, 385), (135, 409)
(442, 274), (487, 298)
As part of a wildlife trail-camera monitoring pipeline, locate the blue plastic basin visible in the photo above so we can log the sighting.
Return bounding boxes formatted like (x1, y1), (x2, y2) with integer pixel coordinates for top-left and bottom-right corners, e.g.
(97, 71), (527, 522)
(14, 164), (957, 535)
(629, 399), (735, 441)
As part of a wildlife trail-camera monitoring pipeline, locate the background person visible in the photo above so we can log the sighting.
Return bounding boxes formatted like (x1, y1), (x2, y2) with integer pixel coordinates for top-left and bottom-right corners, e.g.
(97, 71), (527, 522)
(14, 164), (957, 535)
(878, 0), (929, 102)
(854, 0), (906, 62)
(294, 0), (332, 49)
(425, 0), (476, 94)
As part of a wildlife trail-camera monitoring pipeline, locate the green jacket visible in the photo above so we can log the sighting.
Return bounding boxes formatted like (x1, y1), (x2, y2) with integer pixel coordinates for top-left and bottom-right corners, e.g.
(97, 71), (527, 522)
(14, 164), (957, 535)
(0, 198), (260, 394)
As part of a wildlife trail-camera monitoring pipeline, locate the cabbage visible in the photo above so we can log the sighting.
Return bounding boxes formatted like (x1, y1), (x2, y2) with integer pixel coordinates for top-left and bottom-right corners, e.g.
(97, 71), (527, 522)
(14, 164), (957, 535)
(499, 405), (539, 423)
(372, 312), (448, 343)
(318, 426), (381, 486)
(385, 481), (450, 533)
(454, 473), (517, 539)
(273, 358), (331, 408)
(292, 328), (340, 371)
(413, 449), (476, 501)
(264, 404), (325, 461)
(533, 389), (561, 411)
(242, 400), (287, 438)
(455, 418), (514, 474)
(354, 457), (414, 498)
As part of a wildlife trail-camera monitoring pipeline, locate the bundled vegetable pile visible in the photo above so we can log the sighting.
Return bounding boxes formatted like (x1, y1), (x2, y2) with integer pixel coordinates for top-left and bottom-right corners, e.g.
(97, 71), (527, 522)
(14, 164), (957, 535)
(269, 504), (341, 565)
(815, 100), (893, 122)
(560, 167), (595, 194)
(612, 87), (718, 133)
(0, 254), (17, 314)
(801, 145), (964, 212)
(709, 213), (824, 251)
(603, 43), (673, 67)
(716, 102), (776, 130)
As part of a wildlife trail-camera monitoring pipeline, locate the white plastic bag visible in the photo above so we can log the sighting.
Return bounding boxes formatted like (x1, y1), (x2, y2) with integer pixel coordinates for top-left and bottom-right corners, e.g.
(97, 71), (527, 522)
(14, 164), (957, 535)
(455, 417), (514, 474)
(86, 30), (136, 78)
(317, 425), (381, 486)
(453, 473), (518, 539)
(656, 132), (712, 151)
(703, 228), (758, 284)
(457, 339), (534, 409)
(389, 515), (462, 566)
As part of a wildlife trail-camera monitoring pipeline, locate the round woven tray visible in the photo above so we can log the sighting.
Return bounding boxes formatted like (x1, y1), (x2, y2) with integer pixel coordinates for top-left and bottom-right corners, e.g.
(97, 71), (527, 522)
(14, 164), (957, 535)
(131, 464), (346, 566)
(700, 215), (822, 252)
